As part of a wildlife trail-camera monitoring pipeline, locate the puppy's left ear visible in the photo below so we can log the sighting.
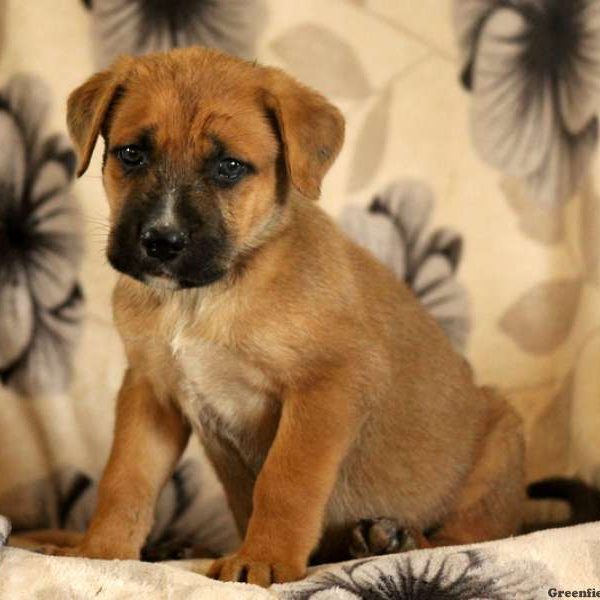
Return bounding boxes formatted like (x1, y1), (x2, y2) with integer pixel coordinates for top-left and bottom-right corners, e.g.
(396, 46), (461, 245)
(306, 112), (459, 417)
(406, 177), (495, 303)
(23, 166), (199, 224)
(67, 57), (132, 177)
(262, 68), (345, 200)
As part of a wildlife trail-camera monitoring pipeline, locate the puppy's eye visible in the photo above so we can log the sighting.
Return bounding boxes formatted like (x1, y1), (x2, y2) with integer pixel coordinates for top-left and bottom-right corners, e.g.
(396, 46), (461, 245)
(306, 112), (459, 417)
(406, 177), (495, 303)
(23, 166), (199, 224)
(215, 158), (247, 184)
(117, 145), (147, 168)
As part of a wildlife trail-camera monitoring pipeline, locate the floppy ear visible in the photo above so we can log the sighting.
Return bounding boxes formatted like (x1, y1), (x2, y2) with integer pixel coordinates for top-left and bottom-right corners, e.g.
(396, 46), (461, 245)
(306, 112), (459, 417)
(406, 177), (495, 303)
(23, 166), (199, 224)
(67, 58), (131, 177)
(262, 68), (345, 200)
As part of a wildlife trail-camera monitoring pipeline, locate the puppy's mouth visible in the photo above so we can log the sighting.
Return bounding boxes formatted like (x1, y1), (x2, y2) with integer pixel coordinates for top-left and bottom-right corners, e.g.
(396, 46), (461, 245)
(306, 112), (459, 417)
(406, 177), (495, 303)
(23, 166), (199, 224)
(110, 257), (228, 290)
(142, 268), (227, 290)
(107, 236), (229, 290)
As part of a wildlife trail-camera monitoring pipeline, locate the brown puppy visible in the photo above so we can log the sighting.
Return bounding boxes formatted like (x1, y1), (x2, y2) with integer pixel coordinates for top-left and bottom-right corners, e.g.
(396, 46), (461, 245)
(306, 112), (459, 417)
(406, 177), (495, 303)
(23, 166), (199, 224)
(47, 47), (525, 586)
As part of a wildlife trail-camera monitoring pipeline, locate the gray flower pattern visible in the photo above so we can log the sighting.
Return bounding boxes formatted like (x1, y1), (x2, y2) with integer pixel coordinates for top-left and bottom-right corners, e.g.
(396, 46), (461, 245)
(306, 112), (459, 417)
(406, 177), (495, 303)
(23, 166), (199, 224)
(0, 459), (238, 560)
(455, 0), (600, 206)
(340, 180), (471, 351)
(0, 74), (83, 396)
(278, 549), (552, 599)
(84, 0), (267, 68)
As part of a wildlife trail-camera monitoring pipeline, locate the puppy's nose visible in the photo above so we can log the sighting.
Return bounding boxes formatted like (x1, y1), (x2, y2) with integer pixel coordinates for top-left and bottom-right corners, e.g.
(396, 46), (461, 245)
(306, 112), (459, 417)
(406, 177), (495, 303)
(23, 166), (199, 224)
(140, 227), (187, 262)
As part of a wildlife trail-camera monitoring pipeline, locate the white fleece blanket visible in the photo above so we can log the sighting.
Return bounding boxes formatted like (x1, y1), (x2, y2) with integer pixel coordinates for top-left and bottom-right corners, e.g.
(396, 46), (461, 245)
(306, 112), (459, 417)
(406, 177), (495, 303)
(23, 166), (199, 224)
(2, 522), (599, 599)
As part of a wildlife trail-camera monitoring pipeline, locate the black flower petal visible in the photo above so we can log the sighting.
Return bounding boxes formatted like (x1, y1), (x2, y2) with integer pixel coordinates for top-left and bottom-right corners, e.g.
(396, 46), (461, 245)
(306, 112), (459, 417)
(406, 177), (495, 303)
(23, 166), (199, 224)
(0, 74), (83, 396)
(2, 459), (238, 559)
(1, 286), (84, 395)
(456, 0), (600, 205)
(145, 458), (239, 559)
(0, 266), (33, 369)
(454, 0), (500, 89)
(279, 550), (552, 599)
(88, 0), (267, 68)
(340, 180), (471, 351)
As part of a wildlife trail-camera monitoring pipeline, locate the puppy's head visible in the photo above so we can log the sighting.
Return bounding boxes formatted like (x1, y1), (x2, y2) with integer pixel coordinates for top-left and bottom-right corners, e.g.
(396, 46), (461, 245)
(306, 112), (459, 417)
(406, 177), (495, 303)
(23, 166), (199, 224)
(67, 48), (344, 289)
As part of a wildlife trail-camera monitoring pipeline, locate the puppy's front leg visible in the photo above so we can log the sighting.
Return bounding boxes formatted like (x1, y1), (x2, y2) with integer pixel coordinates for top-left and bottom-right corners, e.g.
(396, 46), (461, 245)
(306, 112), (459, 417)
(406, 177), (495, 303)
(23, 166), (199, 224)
(53, 369), (190, 560)
(209, 378), (358, 586)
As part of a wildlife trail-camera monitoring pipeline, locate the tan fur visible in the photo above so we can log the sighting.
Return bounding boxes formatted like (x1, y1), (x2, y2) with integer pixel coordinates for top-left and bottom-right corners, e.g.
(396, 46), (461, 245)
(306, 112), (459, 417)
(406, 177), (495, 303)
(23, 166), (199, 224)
(36, 48), (525, 587)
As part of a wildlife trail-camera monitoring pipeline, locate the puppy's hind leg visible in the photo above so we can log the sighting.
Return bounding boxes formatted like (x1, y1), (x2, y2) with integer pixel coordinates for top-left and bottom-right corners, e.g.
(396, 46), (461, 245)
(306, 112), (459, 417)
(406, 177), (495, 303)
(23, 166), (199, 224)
(343, 390), (524, 559)
(348, 518), (427, 558)
(427, 388), (526, 547)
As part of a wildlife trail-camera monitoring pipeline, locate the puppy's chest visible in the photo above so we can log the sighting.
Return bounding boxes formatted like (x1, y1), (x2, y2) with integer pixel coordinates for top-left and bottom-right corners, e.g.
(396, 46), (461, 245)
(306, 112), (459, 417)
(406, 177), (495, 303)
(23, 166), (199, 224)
(145, 330), (280, 467)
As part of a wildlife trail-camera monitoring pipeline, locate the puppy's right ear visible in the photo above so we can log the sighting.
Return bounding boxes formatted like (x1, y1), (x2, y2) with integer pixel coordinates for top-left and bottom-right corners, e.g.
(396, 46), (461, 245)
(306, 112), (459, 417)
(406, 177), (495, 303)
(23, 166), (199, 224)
(67, 59), (130, 176)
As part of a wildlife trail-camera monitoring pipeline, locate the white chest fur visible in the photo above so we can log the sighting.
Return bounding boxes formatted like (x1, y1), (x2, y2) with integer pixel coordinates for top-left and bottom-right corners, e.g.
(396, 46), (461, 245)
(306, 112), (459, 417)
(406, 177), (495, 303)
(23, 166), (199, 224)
(140, 324), (279, 475)
(177, 336), (271, 429)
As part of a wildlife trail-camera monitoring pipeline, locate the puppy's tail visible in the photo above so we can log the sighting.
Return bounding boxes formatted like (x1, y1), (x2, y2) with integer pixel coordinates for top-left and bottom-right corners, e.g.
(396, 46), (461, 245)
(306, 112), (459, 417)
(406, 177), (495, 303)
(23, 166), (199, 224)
(527, 477), (600, 525)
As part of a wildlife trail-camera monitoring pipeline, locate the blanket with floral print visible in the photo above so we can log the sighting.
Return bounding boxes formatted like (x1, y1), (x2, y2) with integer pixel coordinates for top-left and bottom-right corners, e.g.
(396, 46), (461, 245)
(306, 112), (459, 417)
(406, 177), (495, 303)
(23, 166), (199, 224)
(1, 522), (600, 599)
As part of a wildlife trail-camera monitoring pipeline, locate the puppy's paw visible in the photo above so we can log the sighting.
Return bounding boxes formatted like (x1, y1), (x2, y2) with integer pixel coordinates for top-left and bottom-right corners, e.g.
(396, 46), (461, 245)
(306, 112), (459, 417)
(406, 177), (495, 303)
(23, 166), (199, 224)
(35, 542), (138, 560)
(33, 543), (66, 556)
(349, 517), (421, 558)
(207, 552), (305, 587)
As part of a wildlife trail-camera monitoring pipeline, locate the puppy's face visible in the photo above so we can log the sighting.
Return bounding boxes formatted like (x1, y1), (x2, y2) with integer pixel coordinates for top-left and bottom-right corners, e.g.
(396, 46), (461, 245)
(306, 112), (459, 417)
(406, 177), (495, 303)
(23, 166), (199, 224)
(101, 68), (280, 289)
(67, 49), (344, 290)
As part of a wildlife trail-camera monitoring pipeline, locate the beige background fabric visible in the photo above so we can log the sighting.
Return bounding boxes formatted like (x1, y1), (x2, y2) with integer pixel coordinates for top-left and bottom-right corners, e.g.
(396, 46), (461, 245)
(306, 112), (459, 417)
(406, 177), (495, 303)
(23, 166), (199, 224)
(0, 0), (598, 539)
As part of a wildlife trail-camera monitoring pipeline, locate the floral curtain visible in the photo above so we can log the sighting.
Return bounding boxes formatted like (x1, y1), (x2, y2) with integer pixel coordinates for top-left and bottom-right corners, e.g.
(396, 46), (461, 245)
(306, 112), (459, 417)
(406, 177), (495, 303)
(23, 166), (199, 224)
(0, 0), (600, 560)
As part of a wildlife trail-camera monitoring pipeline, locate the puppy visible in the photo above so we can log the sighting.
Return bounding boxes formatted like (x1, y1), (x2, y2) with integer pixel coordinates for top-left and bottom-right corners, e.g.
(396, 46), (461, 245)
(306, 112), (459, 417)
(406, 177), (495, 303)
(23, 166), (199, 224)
(47, 47), (525, 586)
